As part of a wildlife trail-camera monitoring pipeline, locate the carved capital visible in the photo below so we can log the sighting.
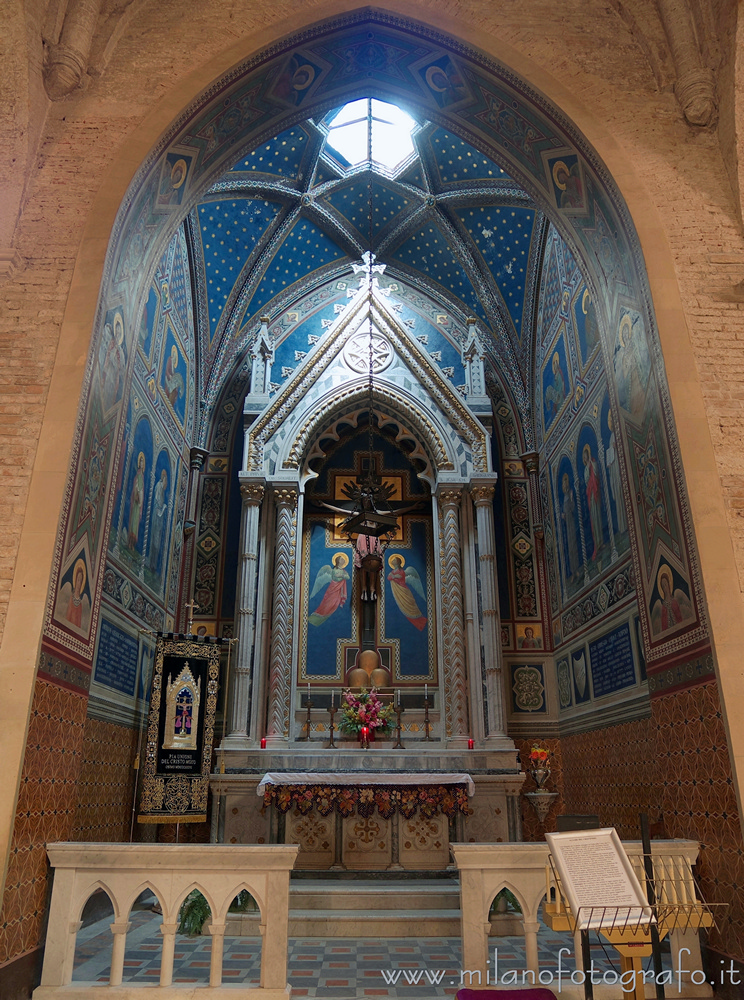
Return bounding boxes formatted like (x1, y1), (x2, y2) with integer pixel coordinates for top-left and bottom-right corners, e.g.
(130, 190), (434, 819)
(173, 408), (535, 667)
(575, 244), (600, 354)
(522, 451), (539, 476)
(240, 483), (265, 505)
(438, 488), (463, 507)
(273, 487), (298, 510)
(189, 447), (209, 471)
(471, 484), (495, 506)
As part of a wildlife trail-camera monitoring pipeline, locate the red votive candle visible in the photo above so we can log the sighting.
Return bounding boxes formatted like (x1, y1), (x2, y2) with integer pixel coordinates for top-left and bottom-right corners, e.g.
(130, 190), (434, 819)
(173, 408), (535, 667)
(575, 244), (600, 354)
(260, 737), (267, 749)
(361, 725), (369, 742)
(468, 738), (475, 750)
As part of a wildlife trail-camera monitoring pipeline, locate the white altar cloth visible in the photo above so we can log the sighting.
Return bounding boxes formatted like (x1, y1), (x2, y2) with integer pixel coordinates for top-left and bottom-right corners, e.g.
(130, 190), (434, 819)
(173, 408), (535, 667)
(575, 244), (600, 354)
(257, 772), (476, 796)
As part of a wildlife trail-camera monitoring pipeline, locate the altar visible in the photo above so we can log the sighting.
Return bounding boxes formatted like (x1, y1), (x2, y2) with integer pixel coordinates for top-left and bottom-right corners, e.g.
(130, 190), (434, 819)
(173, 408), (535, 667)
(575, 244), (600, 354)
(211, 754), (526, 870)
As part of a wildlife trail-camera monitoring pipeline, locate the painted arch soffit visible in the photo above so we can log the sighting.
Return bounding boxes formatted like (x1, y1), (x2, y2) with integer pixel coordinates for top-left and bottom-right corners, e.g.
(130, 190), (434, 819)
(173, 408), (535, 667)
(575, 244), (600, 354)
(109, 9), (645, 343)
(246, 288), (490, 481)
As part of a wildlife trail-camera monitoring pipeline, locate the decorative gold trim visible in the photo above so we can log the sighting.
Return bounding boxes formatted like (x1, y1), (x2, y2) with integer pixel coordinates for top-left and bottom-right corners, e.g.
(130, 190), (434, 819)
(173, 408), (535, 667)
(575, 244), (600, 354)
(240, 483), (265, 504)
(470, 485), (495, 505)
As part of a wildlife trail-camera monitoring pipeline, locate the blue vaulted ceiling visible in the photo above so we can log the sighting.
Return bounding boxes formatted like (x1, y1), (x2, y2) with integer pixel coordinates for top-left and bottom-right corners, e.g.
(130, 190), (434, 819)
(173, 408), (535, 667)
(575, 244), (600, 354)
(191, 100), (548, 396)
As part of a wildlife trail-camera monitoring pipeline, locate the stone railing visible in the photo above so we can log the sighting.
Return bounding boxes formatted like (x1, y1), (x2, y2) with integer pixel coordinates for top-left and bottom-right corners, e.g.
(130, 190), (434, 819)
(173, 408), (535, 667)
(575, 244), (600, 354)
(34, 842), (299, 1000)
(452, 840), (710, 997)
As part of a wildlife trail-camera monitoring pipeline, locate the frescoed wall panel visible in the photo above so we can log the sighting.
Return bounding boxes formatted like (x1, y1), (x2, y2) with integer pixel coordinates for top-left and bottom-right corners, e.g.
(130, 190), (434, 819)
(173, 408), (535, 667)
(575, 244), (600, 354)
(303, 520), (355, 678)
(382, 519), (434, 678)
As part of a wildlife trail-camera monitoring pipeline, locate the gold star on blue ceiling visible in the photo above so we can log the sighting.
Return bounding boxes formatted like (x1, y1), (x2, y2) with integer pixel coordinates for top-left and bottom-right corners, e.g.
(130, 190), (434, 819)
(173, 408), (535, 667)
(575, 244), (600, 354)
(458, 205), (536, 337)
(324, 178), (411, 235)
(392, 223), (488, 322)
(229, 126), (310, 179)
(429, 128), (511, 185)
(199, 199), (283, 339)
(245, 218), (347, 319)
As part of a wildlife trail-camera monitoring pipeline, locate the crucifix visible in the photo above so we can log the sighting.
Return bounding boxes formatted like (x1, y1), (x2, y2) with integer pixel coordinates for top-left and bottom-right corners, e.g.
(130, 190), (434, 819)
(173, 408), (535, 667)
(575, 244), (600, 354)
(184, 600), (199, 634)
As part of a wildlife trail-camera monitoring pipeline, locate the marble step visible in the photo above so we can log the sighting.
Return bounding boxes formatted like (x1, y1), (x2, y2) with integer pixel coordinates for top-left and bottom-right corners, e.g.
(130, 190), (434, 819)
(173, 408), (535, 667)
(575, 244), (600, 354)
(287, 879), (460, 911)
(223, 877), (520, 938)
(225, 907), (461, 938)
(289, 907), (461, 937)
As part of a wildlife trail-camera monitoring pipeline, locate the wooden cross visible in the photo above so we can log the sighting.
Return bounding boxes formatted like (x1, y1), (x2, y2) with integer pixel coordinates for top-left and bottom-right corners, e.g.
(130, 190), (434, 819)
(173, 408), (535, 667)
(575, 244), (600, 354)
(184, 600), (199, 634)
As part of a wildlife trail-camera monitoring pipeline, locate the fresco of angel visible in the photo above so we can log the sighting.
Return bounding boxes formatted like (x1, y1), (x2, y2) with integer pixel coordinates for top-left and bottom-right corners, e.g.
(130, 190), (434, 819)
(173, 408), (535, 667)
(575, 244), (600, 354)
(387, 553), (427, 631)
(308, 552), (350, 626)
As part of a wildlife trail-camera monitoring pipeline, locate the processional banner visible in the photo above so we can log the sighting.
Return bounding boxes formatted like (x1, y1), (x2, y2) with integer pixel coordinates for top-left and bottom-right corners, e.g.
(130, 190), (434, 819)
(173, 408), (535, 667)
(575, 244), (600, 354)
(137, 632), (224, 824)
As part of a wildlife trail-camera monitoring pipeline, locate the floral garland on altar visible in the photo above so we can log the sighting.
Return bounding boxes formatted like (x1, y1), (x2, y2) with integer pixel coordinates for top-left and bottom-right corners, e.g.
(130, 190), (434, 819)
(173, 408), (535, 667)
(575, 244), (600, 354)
(262, 783), (470, 819)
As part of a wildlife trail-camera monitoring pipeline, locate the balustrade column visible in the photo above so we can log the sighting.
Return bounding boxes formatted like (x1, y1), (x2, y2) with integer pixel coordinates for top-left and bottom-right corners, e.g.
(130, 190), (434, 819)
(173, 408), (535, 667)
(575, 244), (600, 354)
(159, 922), (178, 986)
(229, 480), (265, 740)
(208, 922), (226, 986)
(437, 487), (470, 745)
(109, 921), (131, 986)
(471, 483), (507, 738)
(265, 486), (299, 745)
(523, 918), (540, 976)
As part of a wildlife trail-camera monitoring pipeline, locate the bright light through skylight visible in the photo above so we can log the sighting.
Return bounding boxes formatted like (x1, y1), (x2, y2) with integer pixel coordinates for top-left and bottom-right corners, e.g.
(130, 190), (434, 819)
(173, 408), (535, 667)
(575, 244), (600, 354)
(325, 98), (416, 171)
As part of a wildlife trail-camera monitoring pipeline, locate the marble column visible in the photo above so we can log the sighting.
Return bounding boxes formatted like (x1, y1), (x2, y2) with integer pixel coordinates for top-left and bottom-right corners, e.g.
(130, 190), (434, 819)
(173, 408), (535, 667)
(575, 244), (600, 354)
(159, 922), (178, 986)
(177, 447), (208, 631)
(265, 486), (298, 745)
(228, 480), (265, 742)
(437, 486), (470, 745)
(108, 921), (131, 986)
(471, 482), (507, 739)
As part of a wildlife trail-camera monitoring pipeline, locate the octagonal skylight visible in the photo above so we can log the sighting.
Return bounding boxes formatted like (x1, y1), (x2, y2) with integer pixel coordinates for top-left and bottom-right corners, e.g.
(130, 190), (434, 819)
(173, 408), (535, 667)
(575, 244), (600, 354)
(324, 98), (417, 173)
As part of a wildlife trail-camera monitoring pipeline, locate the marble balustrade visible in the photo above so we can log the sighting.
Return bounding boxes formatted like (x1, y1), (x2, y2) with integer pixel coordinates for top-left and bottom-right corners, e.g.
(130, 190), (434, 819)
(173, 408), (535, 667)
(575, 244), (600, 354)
(33, 842), (299, 1000)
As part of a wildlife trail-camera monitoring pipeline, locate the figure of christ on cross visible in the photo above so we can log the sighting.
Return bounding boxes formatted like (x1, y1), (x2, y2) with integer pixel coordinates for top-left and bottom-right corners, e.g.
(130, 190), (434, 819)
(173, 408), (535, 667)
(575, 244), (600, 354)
(174, 688), (193, 737)
(354, 533), (383, 601)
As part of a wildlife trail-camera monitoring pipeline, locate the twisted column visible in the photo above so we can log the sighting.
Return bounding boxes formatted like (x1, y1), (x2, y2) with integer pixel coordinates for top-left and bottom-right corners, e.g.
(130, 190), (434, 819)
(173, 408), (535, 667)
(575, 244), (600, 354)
(471, 483), (506, 738)
(265, 487), (298, 743)
(229, 481), (265, 740)
(437, 487), (470, 744)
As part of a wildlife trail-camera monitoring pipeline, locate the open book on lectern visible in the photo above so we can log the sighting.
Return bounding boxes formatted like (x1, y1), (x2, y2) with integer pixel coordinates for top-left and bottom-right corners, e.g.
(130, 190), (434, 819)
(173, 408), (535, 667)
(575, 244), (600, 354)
(546, 827), (654, 931)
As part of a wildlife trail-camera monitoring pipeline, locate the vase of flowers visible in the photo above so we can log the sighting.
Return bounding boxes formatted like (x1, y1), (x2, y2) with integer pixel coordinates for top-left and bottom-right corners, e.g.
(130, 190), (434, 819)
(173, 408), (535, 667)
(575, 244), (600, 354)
(340, 688), (394, 744)
(528, 744), (551, 789)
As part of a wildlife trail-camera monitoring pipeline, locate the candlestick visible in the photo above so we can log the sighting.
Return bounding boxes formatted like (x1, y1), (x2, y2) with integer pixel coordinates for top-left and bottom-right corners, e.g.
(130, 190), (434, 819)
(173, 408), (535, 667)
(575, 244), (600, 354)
(423, 690), (431, 741)
(360, 724), (370, 750)
(327, 703), (337, 749)
(304, 693), (312, 742)
(393, 702), (405, 749)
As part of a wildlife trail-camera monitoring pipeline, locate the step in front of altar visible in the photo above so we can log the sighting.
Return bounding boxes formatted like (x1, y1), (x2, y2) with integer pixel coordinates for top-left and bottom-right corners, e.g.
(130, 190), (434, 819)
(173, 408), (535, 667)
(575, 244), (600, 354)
(225, 878), (462, 937)
(224, 878), (523, 938)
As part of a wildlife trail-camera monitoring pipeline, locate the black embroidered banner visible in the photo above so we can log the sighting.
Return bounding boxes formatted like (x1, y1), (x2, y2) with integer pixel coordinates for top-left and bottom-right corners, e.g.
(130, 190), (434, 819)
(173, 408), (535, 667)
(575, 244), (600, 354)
(138, 633), (224, 824)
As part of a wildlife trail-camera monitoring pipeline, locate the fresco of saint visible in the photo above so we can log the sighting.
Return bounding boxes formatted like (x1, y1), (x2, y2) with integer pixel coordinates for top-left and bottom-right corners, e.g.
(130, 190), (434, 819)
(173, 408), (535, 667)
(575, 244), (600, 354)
(148, 468), (169, 576)
(651, 565), (694, 636)
(544, 350), (567, 421)
(128, 452), (146, 551)
(605, 410), (627, 533)
(582, 443), (603, 558)
(164, 344), (185, 407)
(308, 552), (350, 626)
(387, 553), (427, 631)
(560, 472), (579, 580)
(58, 557), (91, 634)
